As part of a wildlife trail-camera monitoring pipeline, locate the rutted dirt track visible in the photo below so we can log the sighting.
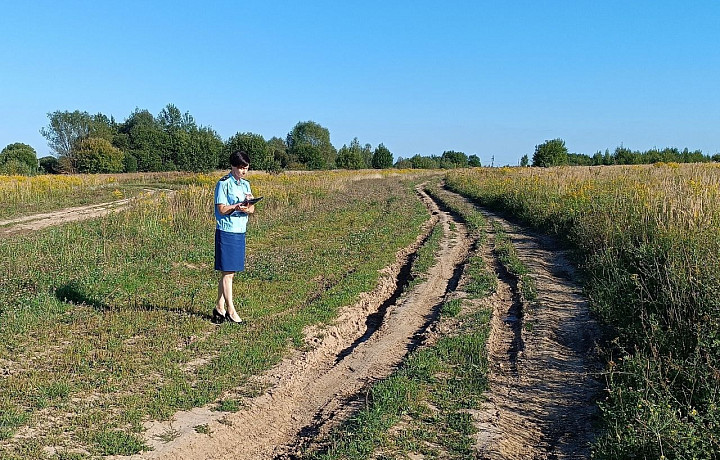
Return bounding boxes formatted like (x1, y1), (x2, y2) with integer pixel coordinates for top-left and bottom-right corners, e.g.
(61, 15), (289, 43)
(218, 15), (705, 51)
(9, 183), (601, 458)
(119, 185), (473, 459)
(471, 207), (602, 459)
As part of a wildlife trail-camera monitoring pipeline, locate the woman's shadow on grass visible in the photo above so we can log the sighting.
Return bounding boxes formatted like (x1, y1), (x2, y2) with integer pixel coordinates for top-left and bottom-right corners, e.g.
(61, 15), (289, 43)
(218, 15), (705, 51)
(55, 281), (213, 321)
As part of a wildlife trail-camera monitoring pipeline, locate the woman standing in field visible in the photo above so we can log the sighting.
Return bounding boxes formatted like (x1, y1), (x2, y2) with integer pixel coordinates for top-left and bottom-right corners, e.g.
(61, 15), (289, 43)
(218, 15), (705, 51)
(212, 150), (255, 324)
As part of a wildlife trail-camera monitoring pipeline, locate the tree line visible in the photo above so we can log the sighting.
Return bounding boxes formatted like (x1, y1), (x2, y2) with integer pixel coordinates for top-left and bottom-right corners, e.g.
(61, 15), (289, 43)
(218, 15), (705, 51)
(1, 104), (479, 175)
(526, 138), (719, 167)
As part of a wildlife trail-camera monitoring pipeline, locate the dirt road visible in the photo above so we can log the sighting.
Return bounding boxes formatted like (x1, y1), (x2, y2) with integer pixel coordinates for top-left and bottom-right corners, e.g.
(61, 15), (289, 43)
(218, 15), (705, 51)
(0, 189), (170, 237)
(7, 183), (601, 458)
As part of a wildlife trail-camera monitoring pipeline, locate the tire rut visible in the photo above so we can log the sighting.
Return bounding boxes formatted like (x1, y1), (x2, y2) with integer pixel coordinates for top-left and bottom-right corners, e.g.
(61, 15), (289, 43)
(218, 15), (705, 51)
(473, 208), (602, 459)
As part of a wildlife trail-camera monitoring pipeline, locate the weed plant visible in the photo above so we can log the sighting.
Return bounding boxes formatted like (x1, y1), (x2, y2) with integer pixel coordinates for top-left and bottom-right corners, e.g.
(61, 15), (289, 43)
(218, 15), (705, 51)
(445, 164), (720, 459)
(0, 170), (439, 457)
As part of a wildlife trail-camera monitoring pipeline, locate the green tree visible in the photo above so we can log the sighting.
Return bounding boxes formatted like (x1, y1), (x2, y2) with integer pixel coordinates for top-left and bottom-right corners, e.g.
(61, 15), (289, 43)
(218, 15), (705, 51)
(40, 110), (94, 158)
(440, 150), (468, 168)
(1, 143), (38, 174)
(409, 154), (439, 169)
(185, 127), (224, 172)
(267, 136), (289, 170)
(336, 138), (367, 169)
(468, 154), (482, 167)
(225, 132), (273, 171)
(519, 154), (529, 167)
(117, 109), (165, 172)
(532, 138), (569, 167)
(372, 143), (394, 169)
(72, 137), (124, 173)
(39, 156), (60, 174)
(286, 121), (336, 170)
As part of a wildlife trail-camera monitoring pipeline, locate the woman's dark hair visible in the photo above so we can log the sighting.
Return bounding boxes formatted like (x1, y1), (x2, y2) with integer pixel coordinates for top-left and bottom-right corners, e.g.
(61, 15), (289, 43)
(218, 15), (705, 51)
(229, 151), (251, 168)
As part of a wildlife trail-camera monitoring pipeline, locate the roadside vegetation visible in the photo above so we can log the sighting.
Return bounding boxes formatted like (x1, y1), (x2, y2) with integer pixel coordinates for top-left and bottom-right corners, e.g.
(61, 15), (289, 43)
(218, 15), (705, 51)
(445, 163), (720, 459)
(0, 169), (440, 458)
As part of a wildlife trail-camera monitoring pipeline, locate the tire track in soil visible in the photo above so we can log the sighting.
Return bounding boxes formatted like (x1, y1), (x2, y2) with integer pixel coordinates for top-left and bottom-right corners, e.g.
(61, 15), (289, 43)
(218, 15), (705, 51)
(115, 184), (472, 460)
(466, 204), (602, 460)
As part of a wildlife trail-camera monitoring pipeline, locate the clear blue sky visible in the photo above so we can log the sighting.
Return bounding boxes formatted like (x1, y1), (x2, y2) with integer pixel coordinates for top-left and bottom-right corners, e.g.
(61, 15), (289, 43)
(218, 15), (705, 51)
(2, 1), (719, 166)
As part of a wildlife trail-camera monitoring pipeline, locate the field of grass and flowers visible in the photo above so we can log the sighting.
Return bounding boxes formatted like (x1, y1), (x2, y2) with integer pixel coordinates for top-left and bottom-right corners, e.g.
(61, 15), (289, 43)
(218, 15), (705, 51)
(0, 169), (441, 458)
(0, 172), (214, 221)
(445, 163), (720, 459)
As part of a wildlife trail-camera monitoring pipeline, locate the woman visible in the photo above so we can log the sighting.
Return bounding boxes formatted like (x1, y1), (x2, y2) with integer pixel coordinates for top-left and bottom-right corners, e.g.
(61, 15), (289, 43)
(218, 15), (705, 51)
(212, 150), (256, 324)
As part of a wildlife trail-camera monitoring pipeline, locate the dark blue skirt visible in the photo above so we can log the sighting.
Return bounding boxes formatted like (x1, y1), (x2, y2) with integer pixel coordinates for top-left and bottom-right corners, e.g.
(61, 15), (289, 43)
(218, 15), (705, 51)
(214, 229), (246, 272)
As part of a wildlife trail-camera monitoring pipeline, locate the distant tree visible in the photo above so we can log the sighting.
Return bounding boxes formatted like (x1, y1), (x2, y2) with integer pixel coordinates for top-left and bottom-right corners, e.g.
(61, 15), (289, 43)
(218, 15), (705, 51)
(117, 109), (165, 172)
(336, 138), (367, 169)
(440, 150), (468, 168)
(267, 136), (289, 170)
(468, 154), (482, 167)
(72, 137), (124, 173)
(225, 132), (273, 171)
(184, 126), (224, 172)
(394, 156), (413, 169)
(409, 154), (439, 169)
(532, 139), (568, 167)
(567, 152), (593, 166)
(372, 143), (394, 169)
(89, 113), (117, 142)
(286, 121), (336, 170)
(1, 143), (38, 175)
(519, 154), (529, 167)
(713, 153), (720, 162)
(613, 146), (640, 165)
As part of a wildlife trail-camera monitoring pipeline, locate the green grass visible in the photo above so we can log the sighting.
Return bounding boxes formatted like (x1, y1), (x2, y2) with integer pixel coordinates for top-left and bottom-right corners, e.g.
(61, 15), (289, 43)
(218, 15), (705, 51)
(0, 171), (441, 457)
(407, 221), (443, 289)
(491, 221), (537, 303)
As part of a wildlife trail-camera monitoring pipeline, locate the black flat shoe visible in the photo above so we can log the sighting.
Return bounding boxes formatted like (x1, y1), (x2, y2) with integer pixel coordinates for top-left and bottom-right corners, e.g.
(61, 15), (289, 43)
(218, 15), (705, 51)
(225, 312), (243, 324)
(212, 308), (226, 324)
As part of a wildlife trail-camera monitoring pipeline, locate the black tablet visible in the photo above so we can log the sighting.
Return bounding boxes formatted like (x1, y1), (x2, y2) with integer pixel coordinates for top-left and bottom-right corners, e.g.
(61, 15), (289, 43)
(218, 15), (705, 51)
(243, 196), (263, 205)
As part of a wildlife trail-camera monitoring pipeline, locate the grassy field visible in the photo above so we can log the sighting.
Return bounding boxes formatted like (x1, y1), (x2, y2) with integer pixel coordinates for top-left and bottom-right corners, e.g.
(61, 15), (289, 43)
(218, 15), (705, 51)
(0, 169), (441, 458)
(445, 163), (720, 459)
(0, 172), (211, 221)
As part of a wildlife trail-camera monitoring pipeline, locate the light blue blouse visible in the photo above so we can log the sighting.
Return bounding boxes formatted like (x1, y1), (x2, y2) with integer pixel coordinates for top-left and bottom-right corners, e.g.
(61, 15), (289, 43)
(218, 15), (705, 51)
(214, 173), (253, 233)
